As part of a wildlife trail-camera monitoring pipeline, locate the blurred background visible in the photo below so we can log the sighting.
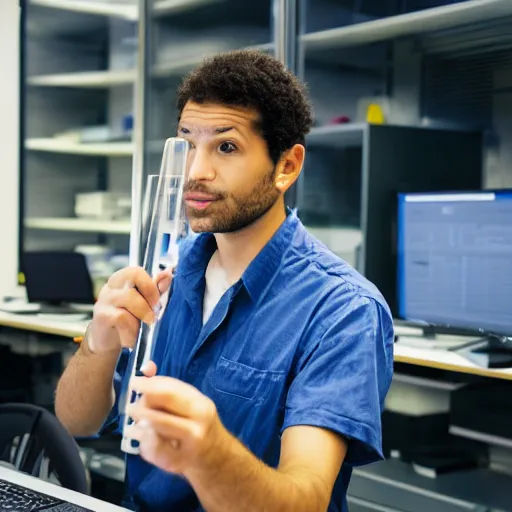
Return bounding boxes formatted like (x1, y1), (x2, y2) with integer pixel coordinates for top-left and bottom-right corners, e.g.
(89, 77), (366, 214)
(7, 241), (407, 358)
(1, 0), (512, 510)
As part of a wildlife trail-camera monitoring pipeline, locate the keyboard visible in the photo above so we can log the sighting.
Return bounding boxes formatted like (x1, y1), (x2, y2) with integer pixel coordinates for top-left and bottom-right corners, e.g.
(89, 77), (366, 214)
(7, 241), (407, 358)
(0, 479), (93, 511)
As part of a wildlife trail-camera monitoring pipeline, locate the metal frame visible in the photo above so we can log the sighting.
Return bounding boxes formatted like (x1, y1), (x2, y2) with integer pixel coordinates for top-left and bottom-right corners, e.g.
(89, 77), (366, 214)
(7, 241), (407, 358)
(129, 0), (151, 266)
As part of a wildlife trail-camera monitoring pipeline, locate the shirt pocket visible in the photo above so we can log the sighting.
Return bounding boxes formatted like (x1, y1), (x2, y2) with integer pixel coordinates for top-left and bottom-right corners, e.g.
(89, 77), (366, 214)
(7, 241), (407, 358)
(212, 356), (285, 406)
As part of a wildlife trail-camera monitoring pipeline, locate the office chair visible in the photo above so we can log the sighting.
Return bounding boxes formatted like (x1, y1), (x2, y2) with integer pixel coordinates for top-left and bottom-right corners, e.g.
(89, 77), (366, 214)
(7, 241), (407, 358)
(0, 403), (88, 494)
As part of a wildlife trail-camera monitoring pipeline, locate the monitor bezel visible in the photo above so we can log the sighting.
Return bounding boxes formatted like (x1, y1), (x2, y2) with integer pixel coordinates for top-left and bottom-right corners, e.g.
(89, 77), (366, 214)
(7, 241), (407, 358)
(396, 188), (512, 339)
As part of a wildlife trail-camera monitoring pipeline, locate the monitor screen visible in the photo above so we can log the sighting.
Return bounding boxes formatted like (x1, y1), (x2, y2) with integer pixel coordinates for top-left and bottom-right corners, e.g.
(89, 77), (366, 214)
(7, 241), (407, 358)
(397, 191), (512, 336)
(22, 251), (94, 305)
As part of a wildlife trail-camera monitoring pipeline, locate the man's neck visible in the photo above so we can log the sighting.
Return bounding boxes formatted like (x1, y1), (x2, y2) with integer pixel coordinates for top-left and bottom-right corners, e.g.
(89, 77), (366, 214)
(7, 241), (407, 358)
(213, 200), (287, 285)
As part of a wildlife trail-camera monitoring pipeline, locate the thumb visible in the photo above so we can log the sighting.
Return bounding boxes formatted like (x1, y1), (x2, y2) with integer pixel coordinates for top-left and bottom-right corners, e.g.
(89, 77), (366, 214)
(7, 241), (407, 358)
(155, 269), (173, 294)
(140, 360), (158, 377)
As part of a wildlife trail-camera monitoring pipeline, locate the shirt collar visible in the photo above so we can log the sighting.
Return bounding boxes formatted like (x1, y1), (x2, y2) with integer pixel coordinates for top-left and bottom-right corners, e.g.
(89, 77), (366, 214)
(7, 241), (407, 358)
(176, 208), (300, 302)
(242, 208), (299, 303)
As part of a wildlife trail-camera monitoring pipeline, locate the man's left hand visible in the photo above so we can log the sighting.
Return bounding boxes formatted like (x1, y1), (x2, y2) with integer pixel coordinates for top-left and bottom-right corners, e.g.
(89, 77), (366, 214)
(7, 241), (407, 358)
(125, 366), (228, 475)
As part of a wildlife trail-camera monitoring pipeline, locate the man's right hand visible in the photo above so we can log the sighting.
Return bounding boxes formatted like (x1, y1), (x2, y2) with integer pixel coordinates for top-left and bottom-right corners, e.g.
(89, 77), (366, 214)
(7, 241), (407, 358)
(87, 267), (173, 356)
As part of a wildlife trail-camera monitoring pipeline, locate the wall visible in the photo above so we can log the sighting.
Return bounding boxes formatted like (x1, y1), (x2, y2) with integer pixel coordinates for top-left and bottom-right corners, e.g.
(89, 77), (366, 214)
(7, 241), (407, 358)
(0, 0), (21, 298)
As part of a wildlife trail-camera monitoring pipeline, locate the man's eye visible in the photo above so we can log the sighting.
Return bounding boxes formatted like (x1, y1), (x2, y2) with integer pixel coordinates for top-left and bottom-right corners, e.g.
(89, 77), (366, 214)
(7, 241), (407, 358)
(218, 141), (237, 154)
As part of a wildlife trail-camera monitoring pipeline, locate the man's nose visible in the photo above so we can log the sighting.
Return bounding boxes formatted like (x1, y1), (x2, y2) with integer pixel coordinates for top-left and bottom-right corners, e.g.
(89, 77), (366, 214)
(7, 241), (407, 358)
(187, 148), (216, 182)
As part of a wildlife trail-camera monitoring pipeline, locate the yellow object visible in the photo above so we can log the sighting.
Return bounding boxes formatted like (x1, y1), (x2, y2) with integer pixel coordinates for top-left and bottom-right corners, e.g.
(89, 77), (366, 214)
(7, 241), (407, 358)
(18, 272), (25, 285)
(367, 103), (385, 124)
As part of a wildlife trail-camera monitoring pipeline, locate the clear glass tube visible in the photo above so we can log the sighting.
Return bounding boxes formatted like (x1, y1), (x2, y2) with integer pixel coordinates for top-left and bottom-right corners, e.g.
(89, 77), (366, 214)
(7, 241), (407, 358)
(121, 137), (190, 454)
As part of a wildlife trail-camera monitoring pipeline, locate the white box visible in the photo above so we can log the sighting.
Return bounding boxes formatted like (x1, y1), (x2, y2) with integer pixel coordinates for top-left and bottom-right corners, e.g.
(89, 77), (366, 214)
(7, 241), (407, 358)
(75, 192), (131, 220)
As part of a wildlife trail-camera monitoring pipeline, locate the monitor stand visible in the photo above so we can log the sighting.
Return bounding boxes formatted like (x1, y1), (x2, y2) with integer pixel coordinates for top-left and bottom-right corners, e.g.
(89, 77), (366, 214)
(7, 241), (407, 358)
(455, 335), (512, 369)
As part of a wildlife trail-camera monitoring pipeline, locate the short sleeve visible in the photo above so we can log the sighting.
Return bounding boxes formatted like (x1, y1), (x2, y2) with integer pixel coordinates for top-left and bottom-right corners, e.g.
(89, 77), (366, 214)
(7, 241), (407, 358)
(282, 296), (394, 466)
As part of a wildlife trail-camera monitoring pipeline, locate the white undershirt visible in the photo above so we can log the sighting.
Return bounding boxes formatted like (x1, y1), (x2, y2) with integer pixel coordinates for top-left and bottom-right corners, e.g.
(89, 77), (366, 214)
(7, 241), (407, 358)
(203, 251), (231, 324)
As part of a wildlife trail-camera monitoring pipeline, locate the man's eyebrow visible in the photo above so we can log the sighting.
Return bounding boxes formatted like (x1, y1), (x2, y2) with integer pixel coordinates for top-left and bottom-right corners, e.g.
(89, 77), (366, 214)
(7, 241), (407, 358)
(215, 126), (234, 134)
(177, 126), (235, 135)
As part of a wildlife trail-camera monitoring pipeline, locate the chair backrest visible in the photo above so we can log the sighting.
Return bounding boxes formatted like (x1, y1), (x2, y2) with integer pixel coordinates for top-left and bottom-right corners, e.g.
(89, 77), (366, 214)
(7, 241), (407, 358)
(0, 403), (88, 494)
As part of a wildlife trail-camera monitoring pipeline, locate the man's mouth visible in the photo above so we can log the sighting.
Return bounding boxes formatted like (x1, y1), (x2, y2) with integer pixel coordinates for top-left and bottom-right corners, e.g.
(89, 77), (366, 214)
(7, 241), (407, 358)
(183, 192), (219, 210)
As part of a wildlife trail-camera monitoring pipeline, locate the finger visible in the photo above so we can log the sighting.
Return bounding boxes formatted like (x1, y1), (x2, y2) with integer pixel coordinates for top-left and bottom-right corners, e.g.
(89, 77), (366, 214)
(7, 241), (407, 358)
(130, 376), (204, 418)
(126, 423), (180, 473)
(91, 303), (140, 349)
(127, 404), (199, 440)
(141, 360), (158, 377)
(110, 287), (155, 324)
(110, 267), (160, 308)
(156, 273), (172, 294)
(155, 268), (173, 293)
(111, 307), (141, 349)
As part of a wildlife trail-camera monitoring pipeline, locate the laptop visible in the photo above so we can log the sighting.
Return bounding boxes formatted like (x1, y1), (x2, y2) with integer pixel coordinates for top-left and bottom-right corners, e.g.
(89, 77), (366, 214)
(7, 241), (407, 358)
(0, 465), (128, 511)
(20, 251), (95, 316)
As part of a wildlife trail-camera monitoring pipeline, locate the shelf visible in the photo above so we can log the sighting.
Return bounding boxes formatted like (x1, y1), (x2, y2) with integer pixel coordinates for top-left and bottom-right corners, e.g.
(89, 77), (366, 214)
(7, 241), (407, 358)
(25, 217), (131, 234)
(27, 69), (136, 88)
(153, 42), (273, 78)
(449, 425), (512, 450)
(30, 0), (138, 21)
(31, 0), (225, 20)
(25, 138), (133, 157)
(153, 0), (225, 17)
(306, 123), (366, 148)
(301, 0), (512, 50)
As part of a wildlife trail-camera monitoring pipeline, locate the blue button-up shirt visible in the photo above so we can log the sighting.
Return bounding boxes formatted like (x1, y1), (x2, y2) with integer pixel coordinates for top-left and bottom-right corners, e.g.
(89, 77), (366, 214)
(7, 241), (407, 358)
(107, 210), (394, 512)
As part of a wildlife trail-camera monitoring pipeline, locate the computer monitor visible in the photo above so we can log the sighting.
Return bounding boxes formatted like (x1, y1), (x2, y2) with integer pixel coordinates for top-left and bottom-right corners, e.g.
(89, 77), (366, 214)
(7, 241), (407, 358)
(397, 190), (512, 367)
(22, 251), (95, 307)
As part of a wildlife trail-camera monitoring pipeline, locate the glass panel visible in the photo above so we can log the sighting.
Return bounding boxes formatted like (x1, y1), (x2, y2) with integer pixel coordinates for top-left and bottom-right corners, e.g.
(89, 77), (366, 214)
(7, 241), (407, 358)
(21, 0), (137, 295)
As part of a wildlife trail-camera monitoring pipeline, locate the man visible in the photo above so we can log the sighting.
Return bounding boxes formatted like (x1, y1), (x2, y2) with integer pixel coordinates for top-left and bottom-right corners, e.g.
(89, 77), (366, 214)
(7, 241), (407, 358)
(55, 49), (394, 512)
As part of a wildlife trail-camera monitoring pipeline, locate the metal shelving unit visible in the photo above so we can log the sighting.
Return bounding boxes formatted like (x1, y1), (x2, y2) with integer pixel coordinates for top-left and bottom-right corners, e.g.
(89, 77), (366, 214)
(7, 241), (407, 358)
(27, 69), (136, 88)
(25, 138), (133, 156)
(21, 0), (277, 275)
(25, 217), (131, 234)
(30, 0), (138, 19)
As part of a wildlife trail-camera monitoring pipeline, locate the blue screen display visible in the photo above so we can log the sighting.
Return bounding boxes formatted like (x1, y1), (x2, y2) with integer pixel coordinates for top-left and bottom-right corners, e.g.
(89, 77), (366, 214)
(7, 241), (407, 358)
(397, 191), (512, 336)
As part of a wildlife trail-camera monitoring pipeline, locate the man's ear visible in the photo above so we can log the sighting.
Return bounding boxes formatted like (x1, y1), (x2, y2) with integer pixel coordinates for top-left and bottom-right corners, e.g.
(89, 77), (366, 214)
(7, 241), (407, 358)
(274, 144), (306, 193)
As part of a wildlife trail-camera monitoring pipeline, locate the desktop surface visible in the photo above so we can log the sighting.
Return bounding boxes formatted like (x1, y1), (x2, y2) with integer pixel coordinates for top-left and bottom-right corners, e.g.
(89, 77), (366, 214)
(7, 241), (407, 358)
(0, 310), (88, 338)
(0, 467), (128, 511)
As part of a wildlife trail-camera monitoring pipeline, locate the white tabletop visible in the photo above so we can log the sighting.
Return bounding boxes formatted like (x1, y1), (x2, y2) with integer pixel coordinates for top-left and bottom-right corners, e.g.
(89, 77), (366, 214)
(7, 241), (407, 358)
(394, 342), (512, 380)
(0, 311), (88, 338)
(0, 466), (129, 511)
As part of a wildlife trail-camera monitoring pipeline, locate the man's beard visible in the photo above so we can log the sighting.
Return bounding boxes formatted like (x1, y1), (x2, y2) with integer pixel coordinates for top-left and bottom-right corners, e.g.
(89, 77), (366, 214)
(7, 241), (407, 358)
(185, 168), (280, 234)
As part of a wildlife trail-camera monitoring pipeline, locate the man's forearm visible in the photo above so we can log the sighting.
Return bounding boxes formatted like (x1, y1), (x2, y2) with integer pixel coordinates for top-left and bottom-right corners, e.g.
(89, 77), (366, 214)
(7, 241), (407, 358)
(184, 433), (328, 512)
(54, 333), (119, 437)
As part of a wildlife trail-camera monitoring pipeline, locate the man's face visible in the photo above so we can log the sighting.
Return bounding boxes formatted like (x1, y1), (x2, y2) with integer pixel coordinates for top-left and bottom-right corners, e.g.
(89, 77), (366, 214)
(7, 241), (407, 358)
(178, 101), (280, 234)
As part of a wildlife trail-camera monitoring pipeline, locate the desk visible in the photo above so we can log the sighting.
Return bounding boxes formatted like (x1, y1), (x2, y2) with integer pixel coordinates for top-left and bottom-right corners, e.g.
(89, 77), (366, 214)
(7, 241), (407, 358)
(394, 343), (512, 381)
(0, 466), (128, 511)
(0, 311), (88, 338)
(1, 313), (511, 380)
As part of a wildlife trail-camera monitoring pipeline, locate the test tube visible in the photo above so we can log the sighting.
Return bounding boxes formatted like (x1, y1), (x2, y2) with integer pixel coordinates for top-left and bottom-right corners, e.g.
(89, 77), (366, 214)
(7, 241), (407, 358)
(120, 137), (189, 455)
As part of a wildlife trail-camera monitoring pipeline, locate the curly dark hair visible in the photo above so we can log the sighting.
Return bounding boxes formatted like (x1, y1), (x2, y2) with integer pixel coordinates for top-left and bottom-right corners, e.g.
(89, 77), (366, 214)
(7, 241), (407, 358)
(176, 49), (314, 164)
